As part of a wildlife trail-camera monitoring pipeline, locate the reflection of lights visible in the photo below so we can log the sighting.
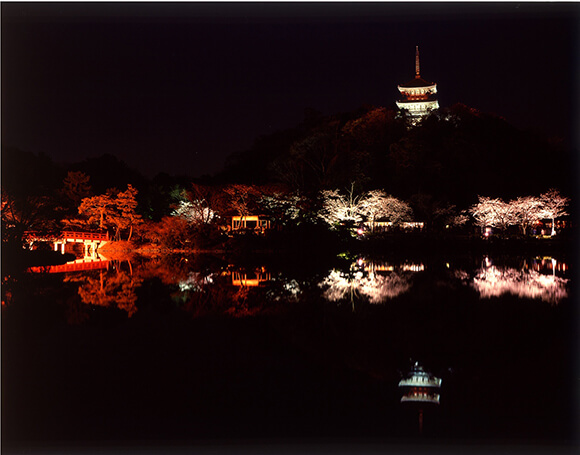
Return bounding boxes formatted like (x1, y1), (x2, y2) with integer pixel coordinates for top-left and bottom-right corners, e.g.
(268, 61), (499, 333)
(319, 265), (412, 304)
(472, 266), (568, 304)
(402, 264), (424, 272)
(531, 257), (568, 275)
(231, 270), (271, 287)
(401, 390), (440, 404)
(283, 279), (300, 296)
(178, 273), (214, 292)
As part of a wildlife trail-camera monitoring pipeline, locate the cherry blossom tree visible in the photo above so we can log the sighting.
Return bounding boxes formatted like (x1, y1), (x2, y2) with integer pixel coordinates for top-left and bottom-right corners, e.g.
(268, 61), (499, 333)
(358, 190), (413, 231)
(318, 183), (365, 227)
(540, 188), (570, 236)
(469, 196), (515, 234)
(511, 195), (544, 236)
(172, 199), (216, 225)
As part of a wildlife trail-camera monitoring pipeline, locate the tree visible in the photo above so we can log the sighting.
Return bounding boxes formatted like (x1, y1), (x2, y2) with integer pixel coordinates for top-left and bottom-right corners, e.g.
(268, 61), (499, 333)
(511, 196), (544, 236)
(78, 193), (116, 231)
(359, 190), (413, 231)
(258, 192), (302, 226)
(540, 189), (569, 236)
(61, 171), (92, 206)
(76, 185), (142, 240)
(2, 188), (60, 244)
(142, 216), (190, 249)
(113, 184), (142, 241)
(469, 196), (515, 235)
(288, 127), (339, 188)
(318, 183), (365, 227)
(172, 183), (225, 226)
(223, 184), (262, 220)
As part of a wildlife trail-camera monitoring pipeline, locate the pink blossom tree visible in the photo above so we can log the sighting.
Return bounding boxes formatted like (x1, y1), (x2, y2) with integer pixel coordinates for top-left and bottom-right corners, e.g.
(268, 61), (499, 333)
(469, 196), (515, 235)
(358, 190), (413, 231)
(540, 189), (570, 236)
(511, 195), (544, 236)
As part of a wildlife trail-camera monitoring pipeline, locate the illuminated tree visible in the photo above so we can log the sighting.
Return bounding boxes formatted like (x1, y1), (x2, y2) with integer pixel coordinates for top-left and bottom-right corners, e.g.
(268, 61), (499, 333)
(469, 196), (515, 234)
(171, 183), (225, 226)
(359, 190), (413, 231)
(540, 189), (570, 236)
(511, 196), (544, 236)
(142, 215), (190, 249)
(173, 200), (216, 224)
(112, 184), (142, 240)
(223, 184), (261, 220)
(78, 193), (115, 230)
(76, 185), (141, 240)
(318, 183), (365, 227)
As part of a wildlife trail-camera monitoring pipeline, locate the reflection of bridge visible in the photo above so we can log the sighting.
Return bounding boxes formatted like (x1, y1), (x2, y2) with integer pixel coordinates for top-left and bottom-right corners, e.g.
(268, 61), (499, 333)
(230, 268), (271, 287)
(25, 231), (109, 259)
(29, 257), (110, 274)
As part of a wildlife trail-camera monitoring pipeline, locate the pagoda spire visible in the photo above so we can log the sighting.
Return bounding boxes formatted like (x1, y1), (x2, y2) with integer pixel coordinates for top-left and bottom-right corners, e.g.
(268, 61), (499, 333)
(415, 45), (420, 78)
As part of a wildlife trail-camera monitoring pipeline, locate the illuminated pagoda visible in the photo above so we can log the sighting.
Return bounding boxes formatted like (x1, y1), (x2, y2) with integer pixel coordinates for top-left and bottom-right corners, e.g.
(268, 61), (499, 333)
(396, 46), (439, 121)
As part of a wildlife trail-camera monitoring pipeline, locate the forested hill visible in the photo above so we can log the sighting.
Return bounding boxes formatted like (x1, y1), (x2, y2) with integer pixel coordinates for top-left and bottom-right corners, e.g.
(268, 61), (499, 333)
(217, 103), (573, 210)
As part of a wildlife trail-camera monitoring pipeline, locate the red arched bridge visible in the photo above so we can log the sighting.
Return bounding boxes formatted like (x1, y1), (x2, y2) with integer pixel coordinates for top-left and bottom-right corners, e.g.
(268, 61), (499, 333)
(25, 230), (109, 258)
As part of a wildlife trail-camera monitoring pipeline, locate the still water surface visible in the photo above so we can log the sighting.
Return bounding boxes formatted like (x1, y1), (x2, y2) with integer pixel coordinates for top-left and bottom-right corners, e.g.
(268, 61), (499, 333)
(2, 252), (577, 452)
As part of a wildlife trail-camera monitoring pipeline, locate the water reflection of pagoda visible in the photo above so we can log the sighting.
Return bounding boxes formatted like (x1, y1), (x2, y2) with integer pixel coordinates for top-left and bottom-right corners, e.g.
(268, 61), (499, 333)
(399, 362), (442, 434)
(399, 362), (442, 405)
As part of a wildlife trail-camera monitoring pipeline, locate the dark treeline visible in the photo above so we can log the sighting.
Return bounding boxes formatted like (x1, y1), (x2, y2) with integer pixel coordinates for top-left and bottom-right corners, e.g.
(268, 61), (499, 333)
(1, 102), (574, 260)
(219, 103), (573, 208)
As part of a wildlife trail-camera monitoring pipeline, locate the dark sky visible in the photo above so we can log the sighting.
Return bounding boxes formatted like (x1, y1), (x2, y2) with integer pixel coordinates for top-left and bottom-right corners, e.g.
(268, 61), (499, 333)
(2, 2), (579, 178)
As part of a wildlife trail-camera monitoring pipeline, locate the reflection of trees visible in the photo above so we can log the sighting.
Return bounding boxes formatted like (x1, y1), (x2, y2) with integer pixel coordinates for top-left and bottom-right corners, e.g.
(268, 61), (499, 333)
(472, 266), (568, 305)
(66, 262), (142, 317)
(174, 265), (308, 317)
(319, 259), (418, 308)
(455, 257), (569, 304)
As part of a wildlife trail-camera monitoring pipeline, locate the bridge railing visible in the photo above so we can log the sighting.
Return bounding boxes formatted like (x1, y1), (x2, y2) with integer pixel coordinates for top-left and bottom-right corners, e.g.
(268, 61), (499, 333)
(62, 231), (110, 241)
(24, 231), (110, 241)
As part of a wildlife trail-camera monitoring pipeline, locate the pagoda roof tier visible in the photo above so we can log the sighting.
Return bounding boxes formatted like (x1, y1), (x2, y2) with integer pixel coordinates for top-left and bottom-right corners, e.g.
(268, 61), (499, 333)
(396, 99), (439, 106)
(398, 76), (437, 89)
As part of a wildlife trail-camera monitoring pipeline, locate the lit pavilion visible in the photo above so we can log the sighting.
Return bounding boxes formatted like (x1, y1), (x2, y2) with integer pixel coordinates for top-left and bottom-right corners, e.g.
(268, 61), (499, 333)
(396, 46), (439, 121)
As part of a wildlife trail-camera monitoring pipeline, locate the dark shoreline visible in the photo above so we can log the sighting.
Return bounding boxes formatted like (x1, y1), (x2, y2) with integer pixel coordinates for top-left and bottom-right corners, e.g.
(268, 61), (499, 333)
(4, 233), (574, 274)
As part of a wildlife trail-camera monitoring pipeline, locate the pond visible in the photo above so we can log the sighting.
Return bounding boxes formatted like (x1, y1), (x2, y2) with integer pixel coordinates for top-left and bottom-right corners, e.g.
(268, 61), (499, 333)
(2, 251), (577, 453)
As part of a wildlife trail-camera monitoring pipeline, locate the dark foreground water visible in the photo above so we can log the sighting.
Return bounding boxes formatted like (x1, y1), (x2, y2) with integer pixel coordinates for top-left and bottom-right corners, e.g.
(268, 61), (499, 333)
(2, 252), (578, 454)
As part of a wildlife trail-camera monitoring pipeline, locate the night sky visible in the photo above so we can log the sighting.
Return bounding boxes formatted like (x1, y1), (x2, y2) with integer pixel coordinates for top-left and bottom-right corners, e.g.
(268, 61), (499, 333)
(2, 2), (579, 178)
